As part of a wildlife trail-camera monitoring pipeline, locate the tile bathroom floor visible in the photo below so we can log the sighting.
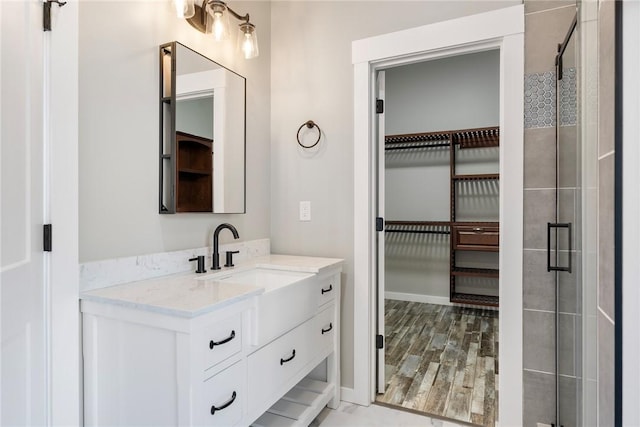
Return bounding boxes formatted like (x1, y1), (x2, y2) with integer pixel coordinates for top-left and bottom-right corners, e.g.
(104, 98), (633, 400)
(313, 402), (468, 427)
(375, 300), (499, 427)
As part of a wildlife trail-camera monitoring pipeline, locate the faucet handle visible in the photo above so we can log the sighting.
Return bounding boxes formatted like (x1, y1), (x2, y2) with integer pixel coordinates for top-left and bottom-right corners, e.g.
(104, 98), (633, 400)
(189, 256), (207, 274)
(224, 251), (240, 268)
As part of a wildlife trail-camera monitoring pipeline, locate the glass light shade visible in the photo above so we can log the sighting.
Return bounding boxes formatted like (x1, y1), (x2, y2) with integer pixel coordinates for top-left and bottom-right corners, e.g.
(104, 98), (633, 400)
(172, 0), (195, 19)
(208, 4), (230, 41)
(238, 23), (259, 59)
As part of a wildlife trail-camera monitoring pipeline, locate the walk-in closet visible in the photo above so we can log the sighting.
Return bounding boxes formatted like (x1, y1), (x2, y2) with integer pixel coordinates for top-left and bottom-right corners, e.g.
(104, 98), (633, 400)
(375, 50), (500, 427)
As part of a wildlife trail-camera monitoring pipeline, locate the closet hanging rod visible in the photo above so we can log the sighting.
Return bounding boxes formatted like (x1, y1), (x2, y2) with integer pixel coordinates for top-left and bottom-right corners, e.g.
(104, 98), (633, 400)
(385, 220), (451, 226)
(385, 142), (451, 151)
(452, 173), (500, 181)
(384, 220), (451, 235)
(385, 125), (499, 149)
(454, 128), (500, 149)
(385, 134), (450, 144)
(385, 228), (451, 235)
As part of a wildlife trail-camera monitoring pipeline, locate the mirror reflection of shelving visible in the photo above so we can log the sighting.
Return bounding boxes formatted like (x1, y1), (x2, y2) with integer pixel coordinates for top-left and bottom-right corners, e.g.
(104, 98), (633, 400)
(175, 132), (213, 212)
(158, 41), (247, 214)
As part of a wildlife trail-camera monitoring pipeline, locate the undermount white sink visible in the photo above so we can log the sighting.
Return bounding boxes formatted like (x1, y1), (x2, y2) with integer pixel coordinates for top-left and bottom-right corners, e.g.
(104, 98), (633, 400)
(212, 268), (317, 346)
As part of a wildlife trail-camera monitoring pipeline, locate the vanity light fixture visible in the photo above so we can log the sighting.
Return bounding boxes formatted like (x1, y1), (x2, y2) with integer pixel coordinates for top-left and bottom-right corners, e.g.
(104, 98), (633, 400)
(177, 0), (259, 59)
(172, 0), (195, 19)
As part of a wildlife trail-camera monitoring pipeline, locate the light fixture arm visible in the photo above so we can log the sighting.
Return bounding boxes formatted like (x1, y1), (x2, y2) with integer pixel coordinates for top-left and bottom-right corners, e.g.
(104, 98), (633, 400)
(187, 0), (252, 33)
(218, 2), (249, 24)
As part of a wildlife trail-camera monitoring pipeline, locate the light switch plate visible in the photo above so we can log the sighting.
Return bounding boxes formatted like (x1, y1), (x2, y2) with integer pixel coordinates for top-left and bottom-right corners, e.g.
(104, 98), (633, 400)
(299, 201), (311, 221)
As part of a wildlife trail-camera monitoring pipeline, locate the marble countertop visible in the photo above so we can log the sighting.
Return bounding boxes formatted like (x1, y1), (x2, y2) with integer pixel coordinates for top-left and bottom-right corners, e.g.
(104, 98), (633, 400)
(250, 254), (343, 275)
(80, 254), (343, 318)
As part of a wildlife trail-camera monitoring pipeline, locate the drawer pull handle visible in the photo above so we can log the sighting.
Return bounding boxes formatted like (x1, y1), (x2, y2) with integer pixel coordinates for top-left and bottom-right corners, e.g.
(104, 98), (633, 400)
(322, 323), (333, 334)
(210, 391), (236, 415)
(472, 227), (484, 233)
(209, 330), (236, 349)
(321, 284), (333, 294)
(280, 349), (296, 365)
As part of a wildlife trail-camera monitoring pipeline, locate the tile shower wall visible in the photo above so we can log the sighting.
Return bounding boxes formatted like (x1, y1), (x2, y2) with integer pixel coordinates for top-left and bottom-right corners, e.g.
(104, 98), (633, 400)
(524, 68), (577, 128)
(522, 2), (577, 426)
(597, 0), (615, 425)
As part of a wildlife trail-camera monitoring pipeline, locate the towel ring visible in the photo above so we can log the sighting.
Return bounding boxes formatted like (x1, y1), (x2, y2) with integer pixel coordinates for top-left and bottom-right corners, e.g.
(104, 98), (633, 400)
(297, 120), (321, 149)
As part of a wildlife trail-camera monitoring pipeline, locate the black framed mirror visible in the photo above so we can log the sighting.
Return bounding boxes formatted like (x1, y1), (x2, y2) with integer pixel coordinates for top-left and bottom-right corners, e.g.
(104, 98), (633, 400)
(159, 41), (246, 214)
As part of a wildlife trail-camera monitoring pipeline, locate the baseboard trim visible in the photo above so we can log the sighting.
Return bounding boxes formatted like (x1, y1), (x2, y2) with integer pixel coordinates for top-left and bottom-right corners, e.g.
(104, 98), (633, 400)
(340, 387), (365, 406)
(384, 292), (452, 306)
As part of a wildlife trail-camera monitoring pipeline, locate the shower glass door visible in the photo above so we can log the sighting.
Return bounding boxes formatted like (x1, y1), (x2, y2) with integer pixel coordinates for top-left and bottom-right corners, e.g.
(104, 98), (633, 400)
(554, 14), (581, 427)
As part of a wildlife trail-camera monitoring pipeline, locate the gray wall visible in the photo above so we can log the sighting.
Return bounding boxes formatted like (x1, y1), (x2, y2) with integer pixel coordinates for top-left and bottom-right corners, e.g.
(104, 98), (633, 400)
(176, 97), (213, 139)
(383, 52), (499, 298)
(385, 51), (500, 134)
(269, 0), (519, 390)
(79, 1), (271, 262)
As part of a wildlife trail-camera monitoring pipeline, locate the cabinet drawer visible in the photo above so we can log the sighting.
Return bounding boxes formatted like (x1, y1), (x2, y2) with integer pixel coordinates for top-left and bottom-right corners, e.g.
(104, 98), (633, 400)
(201, 313), (242, 371)
(199, 360), (244, 427)
(317, 274), (338, 307)
(247, 318), (314, 416)
(453, 226), (499, 251)
(314, 304), (335, 356)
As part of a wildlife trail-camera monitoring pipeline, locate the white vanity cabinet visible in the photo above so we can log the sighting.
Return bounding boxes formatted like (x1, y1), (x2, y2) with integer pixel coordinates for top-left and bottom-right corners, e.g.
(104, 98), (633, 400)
(246, 271), (341, 426)
(82, 298), (252, 427)
(81, 257), (342, 427)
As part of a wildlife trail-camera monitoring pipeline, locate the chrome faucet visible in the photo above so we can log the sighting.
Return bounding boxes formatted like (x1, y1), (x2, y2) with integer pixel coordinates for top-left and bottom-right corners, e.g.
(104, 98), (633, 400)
(212, 223), (240, 270)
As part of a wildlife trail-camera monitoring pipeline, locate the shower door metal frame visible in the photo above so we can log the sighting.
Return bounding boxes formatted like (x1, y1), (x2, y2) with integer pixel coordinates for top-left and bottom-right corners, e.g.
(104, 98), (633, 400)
(552, 13), (578, 427)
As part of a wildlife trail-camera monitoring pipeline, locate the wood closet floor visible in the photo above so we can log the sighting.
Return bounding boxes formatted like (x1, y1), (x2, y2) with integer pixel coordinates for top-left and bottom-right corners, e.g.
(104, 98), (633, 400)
(375, 300), (498, 427)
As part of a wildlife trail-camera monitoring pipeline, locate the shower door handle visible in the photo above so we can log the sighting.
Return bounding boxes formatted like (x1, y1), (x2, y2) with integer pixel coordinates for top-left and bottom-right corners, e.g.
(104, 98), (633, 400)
(547, 222), (572, 273)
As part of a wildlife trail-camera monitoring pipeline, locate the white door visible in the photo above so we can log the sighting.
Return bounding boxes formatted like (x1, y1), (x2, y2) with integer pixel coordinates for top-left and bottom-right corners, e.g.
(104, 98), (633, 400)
(1, 1), (48, 425)
(375, 70), (386, 394)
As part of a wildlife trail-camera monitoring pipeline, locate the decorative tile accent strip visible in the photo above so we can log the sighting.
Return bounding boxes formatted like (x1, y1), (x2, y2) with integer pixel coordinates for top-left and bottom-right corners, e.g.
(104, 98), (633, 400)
(524, 71), (556, 129)
(524, 69), (577, 129)
(80, 238), (270, 292)
(559, 67), (577, 126)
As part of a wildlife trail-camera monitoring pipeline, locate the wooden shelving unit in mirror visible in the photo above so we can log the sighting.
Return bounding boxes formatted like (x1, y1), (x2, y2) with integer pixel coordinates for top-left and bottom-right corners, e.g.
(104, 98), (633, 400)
(175, 131), (213, 212)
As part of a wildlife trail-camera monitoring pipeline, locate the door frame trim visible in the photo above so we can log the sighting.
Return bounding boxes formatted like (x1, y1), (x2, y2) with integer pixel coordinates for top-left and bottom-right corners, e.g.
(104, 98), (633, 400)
(351, 6), (524, 425)
(47, 1), (80, 424)
(622, 2), (640, 424)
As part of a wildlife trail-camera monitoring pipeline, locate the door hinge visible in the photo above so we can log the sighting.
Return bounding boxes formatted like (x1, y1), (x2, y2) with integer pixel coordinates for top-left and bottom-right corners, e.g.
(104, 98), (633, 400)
(376, 217), (384, 232)
(376, 99), (384, 114)
(43, 224), (52, 252)
(43, 0), (67, 32)
(376, 334), (384, 349)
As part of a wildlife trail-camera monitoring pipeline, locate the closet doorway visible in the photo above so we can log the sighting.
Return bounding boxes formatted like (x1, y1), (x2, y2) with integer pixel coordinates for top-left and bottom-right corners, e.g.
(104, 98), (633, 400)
(375, 51), (501, 427)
